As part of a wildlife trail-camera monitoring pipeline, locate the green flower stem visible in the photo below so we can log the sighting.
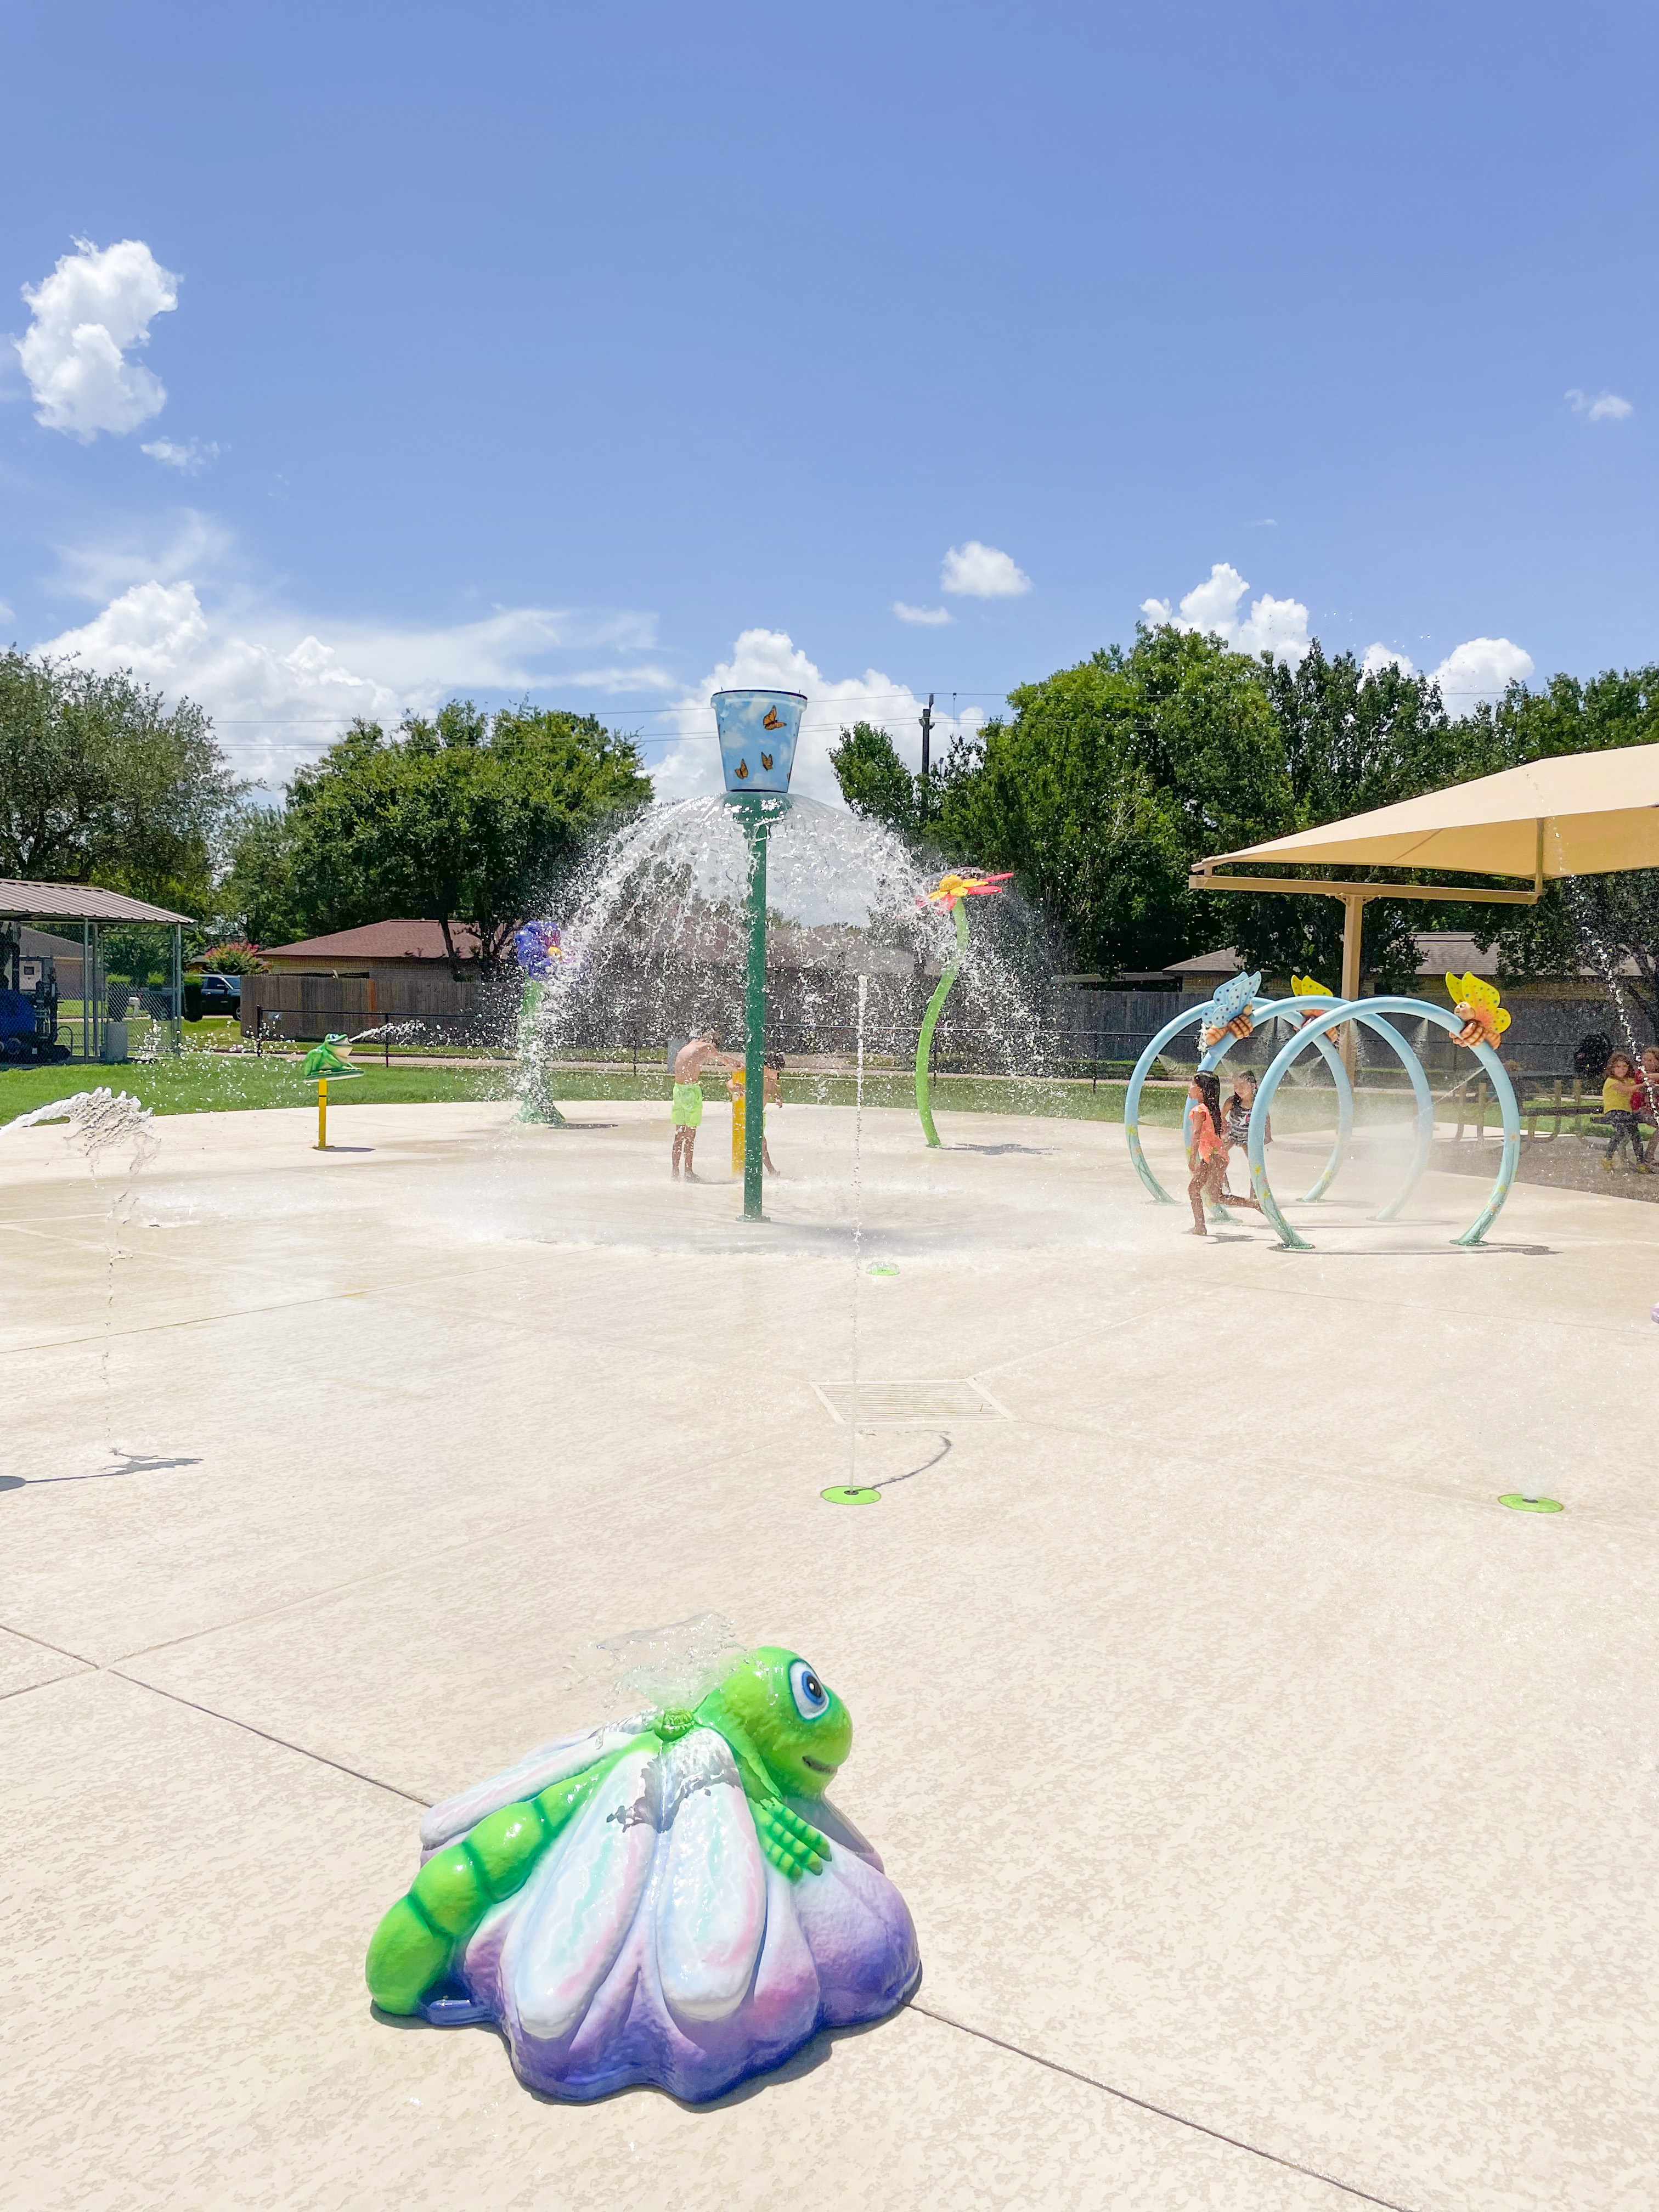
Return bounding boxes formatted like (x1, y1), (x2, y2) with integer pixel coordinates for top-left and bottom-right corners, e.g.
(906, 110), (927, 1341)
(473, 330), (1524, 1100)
(915, 900), (969, 1149)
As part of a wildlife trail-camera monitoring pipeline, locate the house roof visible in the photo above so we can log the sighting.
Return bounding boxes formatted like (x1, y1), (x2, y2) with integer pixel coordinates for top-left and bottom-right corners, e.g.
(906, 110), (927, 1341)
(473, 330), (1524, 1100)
(21, 926), (83, 960)
(1171, 934), (1626, 982)
(262, 921), (489, 963)
(0, 880), (191, 925)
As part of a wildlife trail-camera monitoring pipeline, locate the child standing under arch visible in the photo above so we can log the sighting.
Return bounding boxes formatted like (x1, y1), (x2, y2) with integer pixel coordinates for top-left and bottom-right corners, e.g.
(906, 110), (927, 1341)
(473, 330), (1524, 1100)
(1187, 1070), (1261, 1235)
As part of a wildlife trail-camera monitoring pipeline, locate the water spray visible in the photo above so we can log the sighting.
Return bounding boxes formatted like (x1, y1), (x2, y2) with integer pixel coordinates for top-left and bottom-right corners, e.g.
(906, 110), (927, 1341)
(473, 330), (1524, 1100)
(823, 973), (881, 1506)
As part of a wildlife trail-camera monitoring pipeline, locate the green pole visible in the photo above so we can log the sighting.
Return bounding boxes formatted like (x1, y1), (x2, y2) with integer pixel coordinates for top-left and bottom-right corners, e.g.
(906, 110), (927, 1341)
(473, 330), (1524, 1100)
(741, 800), (768, 1220)
(915, 900), (969, 1148)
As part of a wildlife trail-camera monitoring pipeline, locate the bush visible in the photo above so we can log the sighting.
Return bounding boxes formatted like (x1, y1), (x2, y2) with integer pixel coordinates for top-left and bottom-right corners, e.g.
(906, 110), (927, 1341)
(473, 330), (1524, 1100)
(200, 941), (266, 974)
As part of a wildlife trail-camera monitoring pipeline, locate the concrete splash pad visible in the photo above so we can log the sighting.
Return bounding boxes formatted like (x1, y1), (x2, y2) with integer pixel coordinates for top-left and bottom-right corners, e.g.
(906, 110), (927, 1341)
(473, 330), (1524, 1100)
(2, 1101), (1656, 2210)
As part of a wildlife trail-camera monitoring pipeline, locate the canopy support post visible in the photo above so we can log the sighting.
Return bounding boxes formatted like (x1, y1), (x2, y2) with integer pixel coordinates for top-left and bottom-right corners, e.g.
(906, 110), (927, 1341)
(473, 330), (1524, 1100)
(1339, 893), (1365, 1074)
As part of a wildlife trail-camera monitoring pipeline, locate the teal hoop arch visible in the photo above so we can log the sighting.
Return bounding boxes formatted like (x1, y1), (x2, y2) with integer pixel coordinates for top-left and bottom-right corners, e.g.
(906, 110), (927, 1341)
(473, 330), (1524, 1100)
(1246, 997), (1520, 1251)
(1124, 998), (1352, 1209)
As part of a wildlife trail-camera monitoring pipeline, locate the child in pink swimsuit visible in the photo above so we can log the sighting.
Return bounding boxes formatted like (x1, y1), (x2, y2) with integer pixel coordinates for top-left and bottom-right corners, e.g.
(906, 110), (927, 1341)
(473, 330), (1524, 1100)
(1187, 1070), (1260, 1235)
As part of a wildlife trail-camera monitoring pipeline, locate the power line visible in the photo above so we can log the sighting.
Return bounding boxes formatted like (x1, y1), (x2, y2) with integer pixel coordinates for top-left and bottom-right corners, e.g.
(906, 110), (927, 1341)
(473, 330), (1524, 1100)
(204, 689), (1014, 729)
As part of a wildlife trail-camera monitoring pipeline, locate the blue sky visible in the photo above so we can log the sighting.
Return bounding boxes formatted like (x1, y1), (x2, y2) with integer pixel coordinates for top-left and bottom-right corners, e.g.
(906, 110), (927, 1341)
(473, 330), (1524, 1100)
(1, 1), (1653, 803)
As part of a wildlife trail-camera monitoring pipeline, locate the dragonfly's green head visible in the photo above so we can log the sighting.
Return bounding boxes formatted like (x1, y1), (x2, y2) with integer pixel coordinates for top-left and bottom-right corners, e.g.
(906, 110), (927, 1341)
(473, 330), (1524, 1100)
(701, 1646), (852, 1799)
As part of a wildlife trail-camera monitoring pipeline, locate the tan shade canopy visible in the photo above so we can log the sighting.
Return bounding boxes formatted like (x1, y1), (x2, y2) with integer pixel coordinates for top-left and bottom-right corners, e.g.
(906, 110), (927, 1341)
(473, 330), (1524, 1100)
(1197, 743), (1659, 881)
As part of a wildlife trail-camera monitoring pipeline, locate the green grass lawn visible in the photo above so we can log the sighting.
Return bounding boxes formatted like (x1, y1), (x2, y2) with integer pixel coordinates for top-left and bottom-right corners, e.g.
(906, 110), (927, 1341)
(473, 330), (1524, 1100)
(0, 1056), (516, 1121)
(0, 1052), (1467, 1133)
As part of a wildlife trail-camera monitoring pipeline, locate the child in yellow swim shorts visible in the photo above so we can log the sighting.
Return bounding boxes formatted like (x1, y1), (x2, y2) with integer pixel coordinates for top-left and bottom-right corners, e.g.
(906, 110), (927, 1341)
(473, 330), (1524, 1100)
(670, 1033), (736, 1178)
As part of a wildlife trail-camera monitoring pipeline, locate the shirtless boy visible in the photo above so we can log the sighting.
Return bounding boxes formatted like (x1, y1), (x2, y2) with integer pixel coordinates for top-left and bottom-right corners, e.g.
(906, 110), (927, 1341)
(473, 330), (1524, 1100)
(671, 1033), (738, 1178)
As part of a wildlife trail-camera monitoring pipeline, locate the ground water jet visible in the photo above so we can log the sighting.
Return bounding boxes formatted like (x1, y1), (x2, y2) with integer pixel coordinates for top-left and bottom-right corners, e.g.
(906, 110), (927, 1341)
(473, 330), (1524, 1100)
(3, 1089), (161, 1457)
(822, 975), (881, 1507)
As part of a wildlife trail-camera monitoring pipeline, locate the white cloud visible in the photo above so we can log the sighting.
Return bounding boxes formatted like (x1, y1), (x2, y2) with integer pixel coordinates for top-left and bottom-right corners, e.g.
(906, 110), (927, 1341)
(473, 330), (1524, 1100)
(142, 437), (219, 473)
(1142, 561), (1312, 664)
(652, 628), (983, 807)
(52, 510), (235, 605)
(1427, 636), (1533, 707)
(304, 604), (661, 696)
(1148, 569), (1531, 709)
(37, 583), (402, 787)
(16, 238), (179, 439)
(893, 601), (952, 626)
(940, 540), (1032, 599)
(1357, 636), (1533, 708)
(1566, 387), (1633, 423)
(33, 575), (669, 792)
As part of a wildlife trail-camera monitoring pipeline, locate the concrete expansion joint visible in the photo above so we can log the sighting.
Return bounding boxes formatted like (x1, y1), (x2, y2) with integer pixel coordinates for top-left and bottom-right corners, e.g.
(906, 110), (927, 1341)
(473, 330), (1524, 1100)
(906, 2002), (1421, 2212)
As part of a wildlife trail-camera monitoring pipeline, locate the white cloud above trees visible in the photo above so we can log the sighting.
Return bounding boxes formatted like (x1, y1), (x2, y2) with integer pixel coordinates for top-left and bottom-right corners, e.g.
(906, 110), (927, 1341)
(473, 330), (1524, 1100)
(1141, 562), (1311, 662)
(33, 570), (670, 792)
(941, 541), (1031, 599)
(1148, 562), (1533, 712)
(1357, 636), (1534, 704)
(16, 238), (179, 439)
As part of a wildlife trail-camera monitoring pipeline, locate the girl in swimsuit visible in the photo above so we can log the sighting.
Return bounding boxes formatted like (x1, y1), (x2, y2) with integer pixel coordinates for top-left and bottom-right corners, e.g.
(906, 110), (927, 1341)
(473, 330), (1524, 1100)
(1187, 1070), (1260, 1235)
(1223, 1068), (1269, 1159)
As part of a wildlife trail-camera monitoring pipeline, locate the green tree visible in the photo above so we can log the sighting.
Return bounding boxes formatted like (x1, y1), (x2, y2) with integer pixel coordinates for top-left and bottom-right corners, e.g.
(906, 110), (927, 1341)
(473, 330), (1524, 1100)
(828, 721), (920, 838)
(926, 627), (1290, 974)
(284, 699), (651, 974)
(1477, 664), (1659, 1037)
(0, 649), (238, 911)
(1229, 646), (1481, 990)
(216, 804), (306, 947)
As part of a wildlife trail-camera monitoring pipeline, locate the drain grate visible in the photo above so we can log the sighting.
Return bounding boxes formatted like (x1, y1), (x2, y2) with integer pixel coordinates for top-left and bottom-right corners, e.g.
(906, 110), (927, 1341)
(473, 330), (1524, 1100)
(812, 1378), (1011, 1426)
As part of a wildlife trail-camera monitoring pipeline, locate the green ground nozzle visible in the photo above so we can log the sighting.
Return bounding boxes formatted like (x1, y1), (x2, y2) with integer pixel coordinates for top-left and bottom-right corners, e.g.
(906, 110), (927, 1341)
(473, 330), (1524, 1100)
(821, 1485), (881, 1505)
(1499, 1493), (1564, 1514)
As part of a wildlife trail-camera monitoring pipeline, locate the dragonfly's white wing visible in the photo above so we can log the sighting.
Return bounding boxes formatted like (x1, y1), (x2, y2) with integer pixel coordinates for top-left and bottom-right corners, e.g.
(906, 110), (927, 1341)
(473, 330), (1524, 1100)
(506, 1741), (661, 2042)
(419, 1713), (650, 1852)
(654, 1730), (766, 2023)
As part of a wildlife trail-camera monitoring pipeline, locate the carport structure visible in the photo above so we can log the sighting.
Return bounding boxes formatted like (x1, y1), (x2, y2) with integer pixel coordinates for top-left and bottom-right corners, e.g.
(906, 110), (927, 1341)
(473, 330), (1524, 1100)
(0, 881), (191, 1062)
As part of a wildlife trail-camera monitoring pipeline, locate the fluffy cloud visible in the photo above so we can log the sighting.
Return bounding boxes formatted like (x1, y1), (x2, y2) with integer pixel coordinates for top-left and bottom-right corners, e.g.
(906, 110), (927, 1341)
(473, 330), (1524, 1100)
(1426, 636), (1533, 707)
(17, 239), (179, 439)
(35, 578), (670, 791)
(652, 628), (982, 806)
(1149, 565), (1532, 709)
(142, 437), (219, 473)
(1357, 636), (1533, 708)
(38, 583), (401, 787)
(1566, 388), (1633, 423)
(1141, 562), (1311, 663)
(941, 540), (1032, 599)
(893, 601), (952, 626)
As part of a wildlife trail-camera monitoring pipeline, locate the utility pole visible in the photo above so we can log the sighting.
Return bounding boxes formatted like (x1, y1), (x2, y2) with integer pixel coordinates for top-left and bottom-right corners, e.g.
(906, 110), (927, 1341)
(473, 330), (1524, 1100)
(918, 692), (934, 821)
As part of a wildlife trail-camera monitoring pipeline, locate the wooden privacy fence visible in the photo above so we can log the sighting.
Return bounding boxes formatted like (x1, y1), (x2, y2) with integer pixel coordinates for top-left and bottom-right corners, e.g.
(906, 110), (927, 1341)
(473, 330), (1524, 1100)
(240, 972), (490, 1041)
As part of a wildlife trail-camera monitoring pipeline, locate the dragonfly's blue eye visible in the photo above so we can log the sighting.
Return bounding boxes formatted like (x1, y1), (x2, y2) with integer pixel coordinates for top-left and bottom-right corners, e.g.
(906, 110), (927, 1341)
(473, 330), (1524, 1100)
(789, 1661), (829, 1720)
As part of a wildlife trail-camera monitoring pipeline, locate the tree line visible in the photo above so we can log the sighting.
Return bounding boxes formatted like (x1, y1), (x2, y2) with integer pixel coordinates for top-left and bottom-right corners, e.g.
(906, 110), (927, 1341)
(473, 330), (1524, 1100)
(0, 650), (650, 978)
(2, 628), (1656, 1026)
(832, 625), (1659, 1034)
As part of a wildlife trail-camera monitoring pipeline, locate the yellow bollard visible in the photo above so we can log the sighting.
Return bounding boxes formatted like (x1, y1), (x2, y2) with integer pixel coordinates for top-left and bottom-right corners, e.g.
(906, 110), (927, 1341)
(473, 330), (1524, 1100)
(729, 1068), (745, 1172)
(317, 1076), (328, 1150)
